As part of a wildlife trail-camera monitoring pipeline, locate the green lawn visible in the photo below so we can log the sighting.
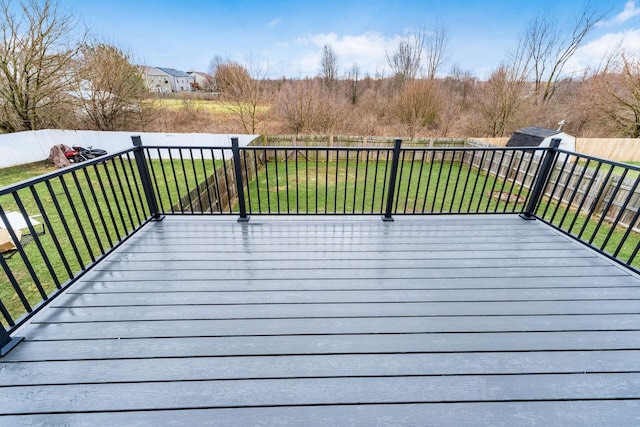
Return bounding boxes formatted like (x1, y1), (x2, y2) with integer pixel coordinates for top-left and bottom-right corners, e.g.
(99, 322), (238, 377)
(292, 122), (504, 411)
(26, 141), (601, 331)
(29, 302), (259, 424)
(536, 199), (640, 267)
(0, 161), (57, 188)
(242, 158), (526, 215)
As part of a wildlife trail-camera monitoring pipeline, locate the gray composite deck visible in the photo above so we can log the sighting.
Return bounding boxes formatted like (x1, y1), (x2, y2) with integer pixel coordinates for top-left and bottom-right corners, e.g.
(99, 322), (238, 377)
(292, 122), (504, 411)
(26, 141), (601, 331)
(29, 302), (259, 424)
(1, 215), (640, 425)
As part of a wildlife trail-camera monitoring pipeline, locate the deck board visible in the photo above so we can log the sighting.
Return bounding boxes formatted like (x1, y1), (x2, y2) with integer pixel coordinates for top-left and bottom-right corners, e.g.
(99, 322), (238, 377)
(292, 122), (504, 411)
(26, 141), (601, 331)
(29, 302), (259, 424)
(2, 215), (640, 424)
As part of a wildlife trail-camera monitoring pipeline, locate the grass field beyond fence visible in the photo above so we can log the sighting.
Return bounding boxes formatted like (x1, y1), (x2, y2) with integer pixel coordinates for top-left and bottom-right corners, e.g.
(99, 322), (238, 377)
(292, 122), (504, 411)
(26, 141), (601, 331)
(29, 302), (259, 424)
(242, 158), (525, 215)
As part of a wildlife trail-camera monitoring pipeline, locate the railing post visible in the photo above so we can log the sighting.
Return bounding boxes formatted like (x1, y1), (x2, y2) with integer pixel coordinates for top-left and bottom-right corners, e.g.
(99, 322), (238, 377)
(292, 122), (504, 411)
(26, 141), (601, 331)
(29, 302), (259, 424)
(520, 138), (562, 220)
(231, 137), (249, 222)
(383, 138), (402, 222)
(0, 325), (23, 357)
(131, 136), (163, 221)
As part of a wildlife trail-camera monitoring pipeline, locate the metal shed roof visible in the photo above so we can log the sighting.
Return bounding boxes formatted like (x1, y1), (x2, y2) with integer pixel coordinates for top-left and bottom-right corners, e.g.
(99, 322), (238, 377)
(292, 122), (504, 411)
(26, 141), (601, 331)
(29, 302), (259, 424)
(506, 126), (562, 147)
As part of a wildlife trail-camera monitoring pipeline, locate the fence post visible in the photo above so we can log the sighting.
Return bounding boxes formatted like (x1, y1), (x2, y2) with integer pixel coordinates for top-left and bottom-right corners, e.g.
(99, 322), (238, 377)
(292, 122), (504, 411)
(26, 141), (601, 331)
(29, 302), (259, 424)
(520, 138), (561, 220)
(231, 137), (249, 222)
(131, 136), (163, 221)
(383, 139), (402, 221)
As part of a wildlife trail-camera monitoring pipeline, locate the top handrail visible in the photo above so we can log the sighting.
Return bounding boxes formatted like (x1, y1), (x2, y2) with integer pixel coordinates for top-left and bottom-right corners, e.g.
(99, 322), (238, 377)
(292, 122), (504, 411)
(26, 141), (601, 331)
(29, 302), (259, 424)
(554, 147), (640, 171)
(0, 147), (136, 196)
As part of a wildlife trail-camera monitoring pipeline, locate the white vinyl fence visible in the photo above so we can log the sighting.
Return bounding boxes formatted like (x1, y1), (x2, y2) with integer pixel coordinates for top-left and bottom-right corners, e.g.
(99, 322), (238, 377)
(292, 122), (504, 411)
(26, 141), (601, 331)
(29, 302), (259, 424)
(0, 129), (259, 168)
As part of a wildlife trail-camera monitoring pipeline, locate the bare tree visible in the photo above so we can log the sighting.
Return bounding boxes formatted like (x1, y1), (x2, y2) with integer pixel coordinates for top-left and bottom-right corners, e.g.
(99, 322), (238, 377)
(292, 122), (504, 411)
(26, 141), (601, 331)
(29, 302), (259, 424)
(209, 56), (271, 134)
(424, 23), (449, 80)
(209, 56), (251, 96)
(319, 44), (338, 93)
(73, 43), (150, 130)
(0, 0), (83, 133)
(590, 54), (640, 137)
(346, 64), (362, 104)
(446, 65), (476, 107)
(469, 64), (528, 137)
(275, 78), (343, 134)
(520, 6), (602, 103)
(276, 79), (315, 134)
(394, 79), (441, 138)
(386, 28), (424, 84)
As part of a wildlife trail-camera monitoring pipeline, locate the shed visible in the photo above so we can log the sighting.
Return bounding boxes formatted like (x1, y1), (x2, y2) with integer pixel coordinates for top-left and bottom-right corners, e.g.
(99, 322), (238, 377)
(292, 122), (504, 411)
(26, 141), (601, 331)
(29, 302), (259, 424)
(506, 126), (575, 152)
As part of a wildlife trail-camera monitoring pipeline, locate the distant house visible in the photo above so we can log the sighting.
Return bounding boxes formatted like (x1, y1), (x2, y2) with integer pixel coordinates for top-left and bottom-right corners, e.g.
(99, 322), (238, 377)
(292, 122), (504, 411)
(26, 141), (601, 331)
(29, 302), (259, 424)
(187, 71), (216, 92)
(157, 67), (195, 92)
(141, 66), (194, 93)
(141, 67), (172, 93)
(506, 126), (576, 152)
(140, 66), (172, 93)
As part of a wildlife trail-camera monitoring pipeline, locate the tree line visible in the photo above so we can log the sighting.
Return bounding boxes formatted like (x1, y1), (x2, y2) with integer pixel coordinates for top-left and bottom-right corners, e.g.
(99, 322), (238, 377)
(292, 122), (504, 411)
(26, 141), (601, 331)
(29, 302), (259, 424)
(2, 0), (639, 139)
(0, 0), (149, 133)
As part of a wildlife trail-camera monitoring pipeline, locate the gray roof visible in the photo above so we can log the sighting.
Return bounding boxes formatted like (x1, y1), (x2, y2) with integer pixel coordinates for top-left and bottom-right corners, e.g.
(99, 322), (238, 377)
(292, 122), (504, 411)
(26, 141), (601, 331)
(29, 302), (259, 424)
(506, 126), (562, 147)
(156, 67), (191, 78)
(514, 126), (561, 138)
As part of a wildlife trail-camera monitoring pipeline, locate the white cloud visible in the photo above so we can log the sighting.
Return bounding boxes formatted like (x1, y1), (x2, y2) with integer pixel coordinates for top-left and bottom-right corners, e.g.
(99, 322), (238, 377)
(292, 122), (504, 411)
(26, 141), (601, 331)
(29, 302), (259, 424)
(267, 18), (281, 28)
(566, 29), (640, 73)
(597, 1), (640, 27)
(294, 31), (399, 76)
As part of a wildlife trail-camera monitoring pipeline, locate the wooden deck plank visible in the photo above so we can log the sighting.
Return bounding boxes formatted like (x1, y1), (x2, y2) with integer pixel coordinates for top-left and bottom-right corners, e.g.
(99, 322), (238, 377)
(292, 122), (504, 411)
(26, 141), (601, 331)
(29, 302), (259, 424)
(3, 350), (640, 386)
(119, 235), (570, 246)
(124, 228), (556, 239)
(31, 300), (640, 324)
(73, 276), (640, 291)
(114, 241), (582, 252)
(21, 314), (640, 340)
(52, 287), (640, 307)
(94, 258), (612, 271)
(3, 401), (639, 427)
(2, 374), (640, 415)
(6, 331), (640, 361)
(32, 300), (640, 324)
(106, 248), (594, 261)
(3, 215), (640, 423)
(83, 266), (628, 282)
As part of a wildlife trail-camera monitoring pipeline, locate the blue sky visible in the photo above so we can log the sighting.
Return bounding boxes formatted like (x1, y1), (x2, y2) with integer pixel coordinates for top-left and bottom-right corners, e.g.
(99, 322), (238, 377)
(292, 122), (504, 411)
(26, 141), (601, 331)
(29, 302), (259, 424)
(60, 0), (640, 79)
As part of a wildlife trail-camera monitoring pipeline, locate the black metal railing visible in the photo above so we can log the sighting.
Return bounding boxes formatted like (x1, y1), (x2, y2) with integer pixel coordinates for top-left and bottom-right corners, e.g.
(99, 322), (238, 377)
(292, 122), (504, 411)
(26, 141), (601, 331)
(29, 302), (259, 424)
(0, 147), (153, 354)
(141, 139), (547, 218)
(3, 135), (640, 355)
(531, 147), (640, 270)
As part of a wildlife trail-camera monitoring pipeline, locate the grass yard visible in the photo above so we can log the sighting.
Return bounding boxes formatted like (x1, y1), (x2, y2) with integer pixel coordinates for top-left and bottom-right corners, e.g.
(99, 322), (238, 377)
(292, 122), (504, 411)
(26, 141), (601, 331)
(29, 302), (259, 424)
(536, 199), (640, 266)
(0, 161), (57, 188)
(242, 157), (526, 215)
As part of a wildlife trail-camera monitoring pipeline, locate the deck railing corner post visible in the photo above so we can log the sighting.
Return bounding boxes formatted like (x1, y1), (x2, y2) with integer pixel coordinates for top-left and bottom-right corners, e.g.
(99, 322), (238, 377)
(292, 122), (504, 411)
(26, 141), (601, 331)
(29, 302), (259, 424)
(0, 326), (23, 357)
(131, 136), (164, 221)
(231, 137), (249, 222)
(519, 138), (561, 220)
(382, 138), (402, 222)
